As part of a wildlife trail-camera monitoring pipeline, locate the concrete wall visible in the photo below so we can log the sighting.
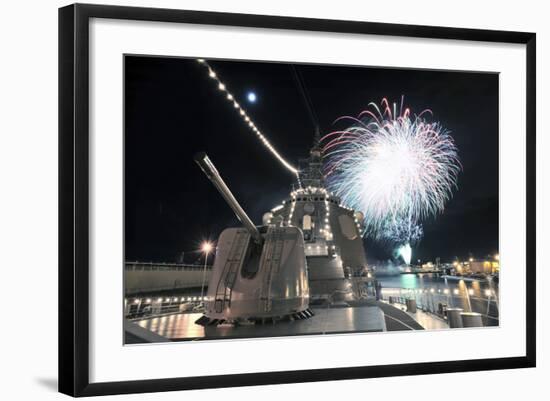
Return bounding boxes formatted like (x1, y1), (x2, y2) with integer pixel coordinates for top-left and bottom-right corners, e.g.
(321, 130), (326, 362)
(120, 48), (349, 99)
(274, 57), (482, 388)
(125, 269), (212, 295)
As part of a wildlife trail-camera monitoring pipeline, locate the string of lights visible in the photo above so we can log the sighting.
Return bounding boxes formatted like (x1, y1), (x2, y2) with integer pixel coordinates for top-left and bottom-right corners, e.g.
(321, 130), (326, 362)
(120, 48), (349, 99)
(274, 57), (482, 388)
(196, 59), (300, 180)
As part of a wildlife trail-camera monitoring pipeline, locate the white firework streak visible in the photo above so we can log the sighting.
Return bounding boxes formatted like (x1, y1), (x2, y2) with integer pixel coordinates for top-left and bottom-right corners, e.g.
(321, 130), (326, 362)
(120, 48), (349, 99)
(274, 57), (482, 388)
(379, 216), (423, 246)
(322, 98), (461, 243)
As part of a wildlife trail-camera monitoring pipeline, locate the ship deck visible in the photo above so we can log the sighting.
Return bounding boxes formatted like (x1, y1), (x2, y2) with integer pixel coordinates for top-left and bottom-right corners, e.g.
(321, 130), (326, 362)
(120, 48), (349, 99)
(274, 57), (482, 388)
(129, 304), (386, 342)
(126, 300), (449, 343)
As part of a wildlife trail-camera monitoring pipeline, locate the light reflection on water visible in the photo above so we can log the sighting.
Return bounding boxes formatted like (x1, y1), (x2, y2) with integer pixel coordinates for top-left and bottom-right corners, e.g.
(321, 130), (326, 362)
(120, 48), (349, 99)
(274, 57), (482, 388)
(378, 273), (495, 294)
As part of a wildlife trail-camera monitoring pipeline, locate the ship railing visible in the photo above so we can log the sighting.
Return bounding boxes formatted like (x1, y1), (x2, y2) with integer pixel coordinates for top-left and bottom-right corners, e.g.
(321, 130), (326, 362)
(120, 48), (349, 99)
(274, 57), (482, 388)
(124, 295), (206, 319)
(125, 262), (212, 272)
(379, 287), (499, 325)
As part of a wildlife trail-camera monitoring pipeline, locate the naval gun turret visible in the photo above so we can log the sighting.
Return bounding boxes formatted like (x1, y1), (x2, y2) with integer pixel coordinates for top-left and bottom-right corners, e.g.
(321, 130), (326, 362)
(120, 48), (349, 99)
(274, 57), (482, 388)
(194, 153), (312, 326)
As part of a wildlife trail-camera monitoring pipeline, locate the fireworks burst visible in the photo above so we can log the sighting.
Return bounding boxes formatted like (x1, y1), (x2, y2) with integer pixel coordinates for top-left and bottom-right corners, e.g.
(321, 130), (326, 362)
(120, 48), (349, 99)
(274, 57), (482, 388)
(322, 97), (460, 262)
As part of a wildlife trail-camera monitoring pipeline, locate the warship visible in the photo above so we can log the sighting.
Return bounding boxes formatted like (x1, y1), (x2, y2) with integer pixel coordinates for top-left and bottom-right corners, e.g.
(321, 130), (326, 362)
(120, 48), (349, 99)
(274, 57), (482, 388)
(123, 64), (493, 341)
(193, 132), (377, 327)
(125, 138), (491, 342)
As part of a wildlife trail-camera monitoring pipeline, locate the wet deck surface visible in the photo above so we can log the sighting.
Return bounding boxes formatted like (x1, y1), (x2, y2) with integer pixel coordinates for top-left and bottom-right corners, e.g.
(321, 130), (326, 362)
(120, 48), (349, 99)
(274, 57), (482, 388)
(406, 309), (448, 330)
(373, 301), (425, 330)
(132, 305), (386, 341)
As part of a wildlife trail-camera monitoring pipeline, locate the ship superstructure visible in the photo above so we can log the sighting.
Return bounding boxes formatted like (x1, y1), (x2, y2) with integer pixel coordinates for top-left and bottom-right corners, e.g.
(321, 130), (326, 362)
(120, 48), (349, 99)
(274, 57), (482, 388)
(264, 137), (374, 302)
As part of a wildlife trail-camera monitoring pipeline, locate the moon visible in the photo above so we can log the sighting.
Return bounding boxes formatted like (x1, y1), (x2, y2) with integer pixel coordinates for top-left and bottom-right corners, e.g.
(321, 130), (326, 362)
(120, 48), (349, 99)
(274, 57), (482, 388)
(247, 92), (257, 103)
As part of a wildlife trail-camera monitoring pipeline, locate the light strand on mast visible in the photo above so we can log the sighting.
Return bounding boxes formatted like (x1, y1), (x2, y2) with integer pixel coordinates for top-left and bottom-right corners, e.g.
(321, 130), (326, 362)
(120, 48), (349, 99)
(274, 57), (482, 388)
(196, 59), (300, 179)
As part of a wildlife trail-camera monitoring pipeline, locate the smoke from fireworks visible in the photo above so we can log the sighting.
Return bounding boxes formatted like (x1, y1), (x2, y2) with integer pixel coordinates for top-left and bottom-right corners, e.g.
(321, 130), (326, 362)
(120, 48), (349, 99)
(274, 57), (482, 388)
(322, 97), (460, 264)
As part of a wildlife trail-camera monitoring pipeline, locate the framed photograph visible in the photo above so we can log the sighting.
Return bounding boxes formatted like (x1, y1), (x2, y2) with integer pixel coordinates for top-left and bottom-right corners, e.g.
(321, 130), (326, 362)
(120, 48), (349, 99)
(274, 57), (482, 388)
(59, 3), (536, 397)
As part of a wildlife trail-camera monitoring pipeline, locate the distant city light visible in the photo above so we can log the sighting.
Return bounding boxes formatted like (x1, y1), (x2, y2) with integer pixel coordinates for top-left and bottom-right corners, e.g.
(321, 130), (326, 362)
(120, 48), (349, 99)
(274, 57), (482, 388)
(247, 92), (257, 103)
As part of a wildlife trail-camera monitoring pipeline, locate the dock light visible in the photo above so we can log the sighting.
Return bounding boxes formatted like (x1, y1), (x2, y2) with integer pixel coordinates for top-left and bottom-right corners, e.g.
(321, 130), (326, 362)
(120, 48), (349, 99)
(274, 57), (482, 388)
(453, 289), (459, 295)
(484, 289), (492, 297)
(201, 241), (213, 254)
(173, 297), (178, 302)
(165, 298), (170, 302)
(469, 257), (474, 262)
(193, 297), (197, 301)
(157, 297), (163, 303)
(134, 299), (140, 304)
(468, 289), (474, 296)
(430, 288), (435, 293)
(443, 289), (449, 294)
(146, 298), (152, 303)
(200, 241), (213, 302)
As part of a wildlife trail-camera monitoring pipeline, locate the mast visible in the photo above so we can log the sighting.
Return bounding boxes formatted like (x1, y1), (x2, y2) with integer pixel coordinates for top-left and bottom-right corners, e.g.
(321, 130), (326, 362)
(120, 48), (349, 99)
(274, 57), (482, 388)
(299, 129), (325, 189)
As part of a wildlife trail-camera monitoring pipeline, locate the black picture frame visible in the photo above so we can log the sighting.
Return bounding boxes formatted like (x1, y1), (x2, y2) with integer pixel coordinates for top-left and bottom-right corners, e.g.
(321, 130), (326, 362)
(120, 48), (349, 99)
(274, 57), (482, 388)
(59, 3), (536, 397)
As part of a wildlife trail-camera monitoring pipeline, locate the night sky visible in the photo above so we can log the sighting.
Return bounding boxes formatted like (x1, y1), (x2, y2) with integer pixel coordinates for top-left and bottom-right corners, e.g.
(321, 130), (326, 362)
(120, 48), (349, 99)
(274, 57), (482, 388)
(125, 55), (499, 264)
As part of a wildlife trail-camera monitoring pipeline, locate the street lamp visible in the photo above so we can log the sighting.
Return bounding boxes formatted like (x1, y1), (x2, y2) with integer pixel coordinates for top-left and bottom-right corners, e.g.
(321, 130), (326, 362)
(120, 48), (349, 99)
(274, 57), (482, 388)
(200, 241), (213, 303)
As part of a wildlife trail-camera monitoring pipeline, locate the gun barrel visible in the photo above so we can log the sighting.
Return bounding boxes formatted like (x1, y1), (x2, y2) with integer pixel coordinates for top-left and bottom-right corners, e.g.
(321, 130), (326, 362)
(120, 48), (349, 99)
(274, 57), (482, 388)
(195, 152), (262, 244)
